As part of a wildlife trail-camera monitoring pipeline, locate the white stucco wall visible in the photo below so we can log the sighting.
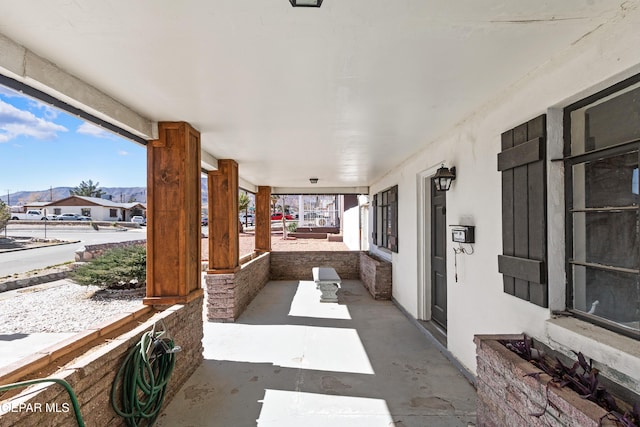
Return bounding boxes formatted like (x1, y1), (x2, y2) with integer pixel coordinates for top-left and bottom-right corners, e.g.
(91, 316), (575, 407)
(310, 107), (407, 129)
(368, 9), (640, 375)
(342, 205), (361, 251)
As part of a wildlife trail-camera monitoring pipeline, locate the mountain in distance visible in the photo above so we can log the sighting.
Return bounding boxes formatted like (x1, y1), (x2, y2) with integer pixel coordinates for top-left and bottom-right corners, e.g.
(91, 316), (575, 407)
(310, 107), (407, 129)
(5, 178), (210, 206)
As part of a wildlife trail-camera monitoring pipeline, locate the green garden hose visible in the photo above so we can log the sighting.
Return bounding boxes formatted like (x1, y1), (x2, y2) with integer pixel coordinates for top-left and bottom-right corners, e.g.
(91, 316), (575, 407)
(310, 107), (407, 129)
(0, 378), (85, 427)
(110, 325), (180, 427)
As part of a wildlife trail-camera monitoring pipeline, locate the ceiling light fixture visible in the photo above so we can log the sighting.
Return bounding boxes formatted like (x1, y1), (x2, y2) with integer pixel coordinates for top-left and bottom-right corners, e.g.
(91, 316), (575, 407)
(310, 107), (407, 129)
(310, 178), (319, 184)
(289, 0), (323, 7)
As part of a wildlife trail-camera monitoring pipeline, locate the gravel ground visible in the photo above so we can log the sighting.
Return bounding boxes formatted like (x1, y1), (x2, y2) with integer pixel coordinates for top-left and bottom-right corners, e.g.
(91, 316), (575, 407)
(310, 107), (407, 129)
(1, 235), (349, 334)
(0, 282), (143, 333)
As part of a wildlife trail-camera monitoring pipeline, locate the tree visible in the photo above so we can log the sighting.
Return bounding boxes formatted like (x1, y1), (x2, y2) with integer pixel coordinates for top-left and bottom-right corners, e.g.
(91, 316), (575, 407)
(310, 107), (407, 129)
(70, 179), (105, 198)
(0, 199), (9, 232)
(239, 191), (251, 233)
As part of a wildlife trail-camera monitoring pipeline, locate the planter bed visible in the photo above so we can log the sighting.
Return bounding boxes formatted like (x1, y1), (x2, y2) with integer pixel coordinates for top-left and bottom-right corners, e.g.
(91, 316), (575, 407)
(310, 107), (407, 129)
(475, 334), (639, 427)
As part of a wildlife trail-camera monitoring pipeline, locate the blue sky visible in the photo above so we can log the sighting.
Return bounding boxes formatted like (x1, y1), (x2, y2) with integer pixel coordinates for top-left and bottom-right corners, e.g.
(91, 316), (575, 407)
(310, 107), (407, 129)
(0, 85), (146, 192)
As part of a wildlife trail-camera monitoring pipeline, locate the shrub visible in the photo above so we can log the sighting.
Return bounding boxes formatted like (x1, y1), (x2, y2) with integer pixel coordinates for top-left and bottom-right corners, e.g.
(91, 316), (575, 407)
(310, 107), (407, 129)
(71, 245), (146, 290)
(0, 200), (9, 232)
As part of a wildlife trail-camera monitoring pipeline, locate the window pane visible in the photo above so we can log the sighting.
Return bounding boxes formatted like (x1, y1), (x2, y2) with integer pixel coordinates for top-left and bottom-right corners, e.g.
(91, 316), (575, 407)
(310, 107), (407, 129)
(573, 211), (639, 269)
(573, 265), (639, 332)
(585, 85), (640, 150)
(572, 152), (639, 209)
(570, 82), (640, 155)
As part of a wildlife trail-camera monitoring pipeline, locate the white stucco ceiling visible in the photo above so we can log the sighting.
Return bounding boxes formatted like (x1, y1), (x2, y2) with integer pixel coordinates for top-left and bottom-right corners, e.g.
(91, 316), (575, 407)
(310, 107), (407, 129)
(0, 1), (626, 191)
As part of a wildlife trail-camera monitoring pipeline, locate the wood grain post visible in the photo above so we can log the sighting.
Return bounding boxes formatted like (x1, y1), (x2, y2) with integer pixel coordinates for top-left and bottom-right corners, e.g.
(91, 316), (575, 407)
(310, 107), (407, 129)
(255, 186), (272, 253)
(144, 122), (203, 306)
(208, 159), (240, 273)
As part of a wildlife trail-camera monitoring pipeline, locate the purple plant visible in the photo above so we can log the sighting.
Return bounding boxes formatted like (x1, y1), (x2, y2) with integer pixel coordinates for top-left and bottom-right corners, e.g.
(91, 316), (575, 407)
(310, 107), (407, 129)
(501, 335), (640, 427)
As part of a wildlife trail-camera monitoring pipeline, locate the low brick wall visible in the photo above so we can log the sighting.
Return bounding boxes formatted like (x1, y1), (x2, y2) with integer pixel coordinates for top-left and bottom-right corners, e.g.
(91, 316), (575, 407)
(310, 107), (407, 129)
(359, 252), (392, 300)
(0, 297), (203, 427)
(475, 334), (613, 427)
(206, 252), (270, 322)
(269, 251), (360, 280)
(75, 239), (146, 262)
(206, 250), (392, 321)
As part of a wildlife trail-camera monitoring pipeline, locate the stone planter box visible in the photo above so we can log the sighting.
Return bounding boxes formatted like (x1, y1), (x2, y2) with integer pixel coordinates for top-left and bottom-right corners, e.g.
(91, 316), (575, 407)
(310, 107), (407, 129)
(475, 334), (626, 427)
(359, 252), (392, 300)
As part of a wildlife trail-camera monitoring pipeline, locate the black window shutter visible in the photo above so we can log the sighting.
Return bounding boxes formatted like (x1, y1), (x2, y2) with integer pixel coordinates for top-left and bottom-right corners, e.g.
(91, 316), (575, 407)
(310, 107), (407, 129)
(388, 186), (398, 252)
(497, 114), (548, 307)
(372, 193), (378, 243)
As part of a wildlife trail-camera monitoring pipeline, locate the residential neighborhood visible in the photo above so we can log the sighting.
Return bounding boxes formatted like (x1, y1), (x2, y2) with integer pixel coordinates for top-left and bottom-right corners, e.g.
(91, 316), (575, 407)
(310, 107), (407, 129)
(19, 195), (146, 222)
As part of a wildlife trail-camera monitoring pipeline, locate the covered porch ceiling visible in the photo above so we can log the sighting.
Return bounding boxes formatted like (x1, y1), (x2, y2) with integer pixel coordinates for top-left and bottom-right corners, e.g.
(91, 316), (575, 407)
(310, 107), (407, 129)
(0, 1), (625, 192)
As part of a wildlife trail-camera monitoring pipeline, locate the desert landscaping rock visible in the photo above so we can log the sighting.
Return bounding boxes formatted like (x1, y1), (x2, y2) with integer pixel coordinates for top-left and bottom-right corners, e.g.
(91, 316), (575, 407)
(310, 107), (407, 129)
(0, 281), (143, 333)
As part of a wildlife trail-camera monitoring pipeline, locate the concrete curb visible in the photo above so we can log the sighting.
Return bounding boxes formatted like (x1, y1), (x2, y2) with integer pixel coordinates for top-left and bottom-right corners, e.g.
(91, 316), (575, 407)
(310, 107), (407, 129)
(0, 240), (81, 254)
(0, 270), (71, 293)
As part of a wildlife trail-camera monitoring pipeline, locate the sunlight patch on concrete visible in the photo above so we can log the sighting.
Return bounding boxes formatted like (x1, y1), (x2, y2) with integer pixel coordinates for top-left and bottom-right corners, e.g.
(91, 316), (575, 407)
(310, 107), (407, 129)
(288, 280), (351, 320)
(257, 389), (393, 427)
(203, 323), (374, 374)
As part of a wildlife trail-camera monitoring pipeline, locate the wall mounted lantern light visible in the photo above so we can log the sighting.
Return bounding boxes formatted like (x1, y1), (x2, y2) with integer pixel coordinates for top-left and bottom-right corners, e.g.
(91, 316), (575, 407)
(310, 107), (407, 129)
(290, 0), (323, 7)
(432, 164), (456, 191)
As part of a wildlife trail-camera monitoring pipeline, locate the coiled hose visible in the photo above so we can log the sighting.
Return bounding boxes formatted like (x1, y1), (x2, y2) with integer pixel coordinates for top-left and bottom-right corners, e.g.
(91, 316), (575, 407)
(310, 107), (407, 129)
(110, 328), (179, 427)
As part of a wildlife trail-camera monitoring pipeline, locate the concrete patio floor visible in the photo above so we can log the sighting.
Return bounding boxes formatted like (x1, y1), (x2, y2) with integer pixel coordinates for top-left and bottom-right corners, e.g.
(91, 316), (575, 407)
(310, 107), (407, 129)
(156, 280), (477, 427)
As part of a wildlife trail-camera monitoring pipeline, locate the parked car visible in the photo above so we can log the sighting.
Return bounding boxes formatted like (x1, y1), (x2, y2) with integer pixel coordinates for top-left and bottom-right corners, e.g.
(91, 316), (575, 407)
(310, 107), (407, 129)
(201, 216), (208, 226)
(239, 213), (254, 226)
(271, 213), (294, 220)
(131, 215), (146, 225)
(78, 215), (92, 221)
(44, 214), (58, 220)
(57, 213), (82, 221)
(9, 209), (46, 220)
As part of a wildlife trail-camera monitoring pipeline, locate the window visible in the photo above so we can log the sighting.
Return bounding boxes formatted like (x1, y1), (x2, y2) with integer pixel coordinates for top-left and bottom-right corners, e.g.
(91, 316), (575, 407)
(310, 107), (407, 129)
(81, 208), (91, 217)
(109, 209), (118, 218)
(53, 208), (61, 215)
(372, 186), (398, 252)
(565, 77), (640, 338)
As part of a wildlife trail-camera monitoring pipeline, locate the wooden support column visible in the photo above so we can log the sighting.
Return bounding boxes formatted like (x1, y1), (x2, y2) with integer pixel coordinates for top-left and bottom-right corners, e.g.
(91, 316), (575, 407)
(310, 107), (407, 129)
(144, 122), (203, 306)
(255, 186), (272, 253)
(208, 160), (240, 273)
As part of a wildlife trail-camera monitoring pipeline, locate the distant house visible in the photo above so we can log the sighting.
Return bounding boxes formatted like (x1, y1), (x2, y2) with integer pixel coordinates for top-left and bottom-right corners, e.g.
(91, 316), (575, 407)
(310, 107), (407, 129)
(25, 196), (146, 222)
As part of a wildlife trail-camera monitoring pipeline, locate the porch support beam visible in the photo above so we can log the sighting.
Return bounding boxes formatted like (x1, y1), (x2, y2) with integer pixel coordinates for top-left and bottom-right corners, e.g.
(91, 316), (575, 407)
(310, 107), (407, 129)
(0, 32), (154, 140)
(255, 186), (272, 253)
(144, 122), (203, 306)
(208, 160), (240, 273)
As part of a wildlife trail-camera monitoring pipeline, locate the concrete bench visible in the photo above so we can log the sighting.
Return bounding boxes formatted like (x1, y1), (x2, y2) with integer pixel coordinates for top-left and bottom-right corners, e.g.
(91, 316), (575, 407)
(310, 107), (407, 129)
(312, 267), (341, 303)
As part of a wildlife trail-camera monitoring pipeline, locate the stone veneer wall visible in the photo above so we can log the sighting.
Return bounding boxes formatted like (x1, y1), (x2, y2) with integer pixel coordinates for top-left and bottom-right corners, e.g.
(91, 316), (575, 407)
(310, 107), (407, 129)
(206, 250), (392, 322)
(269, 251), (360, 280)
(359, 252), (392, 300)
(0, 297), (203, 427)
(75, 239), (146, 262)
(475, 334), (612, 427)
(206, 252), (270, 322)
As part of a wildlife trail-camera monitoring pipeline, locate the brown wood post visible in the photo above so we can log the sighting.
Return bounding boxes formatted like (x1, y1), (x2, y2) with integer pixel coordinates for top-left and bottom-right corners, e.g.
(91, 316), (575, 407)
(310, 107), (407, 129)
(255, 186), (272, 253)
(208, 159), (240, 273)
(144, 122), (203, 306)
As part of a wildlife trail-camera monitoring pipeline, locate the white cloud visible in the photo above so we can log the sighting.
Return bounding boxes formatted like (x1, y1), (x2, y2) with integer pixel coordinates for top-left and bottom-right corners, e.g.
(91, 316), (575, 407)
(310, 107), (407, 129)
(77, 122), (113, 138)
(29, 100), (59, 120)
(0, 100), (67, 142)
(118, 150), (129, 156)
(0, 86), (20, 98)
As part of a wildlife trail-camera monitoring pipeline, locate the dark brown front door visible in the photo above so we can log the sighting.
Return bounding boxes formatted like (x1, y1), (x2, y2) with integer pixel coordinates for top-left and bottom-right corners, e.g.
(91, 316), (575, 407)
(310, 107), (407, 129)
(431, 181), (447, 329)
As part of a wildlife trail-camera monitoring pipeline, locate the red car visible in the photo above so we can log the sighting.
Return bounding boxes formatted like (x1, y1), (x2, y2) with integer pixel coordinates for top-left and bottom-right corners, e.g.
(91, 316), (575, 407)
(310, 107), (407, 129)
(271, 213), (294, 220)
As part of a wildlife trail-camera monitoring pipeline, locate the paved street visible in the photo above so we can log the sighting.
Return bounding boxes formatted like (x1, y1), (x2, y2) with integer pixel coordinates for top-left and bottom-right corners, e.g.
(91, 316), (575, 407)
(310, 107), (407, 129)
(0, 223), (147, 276)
